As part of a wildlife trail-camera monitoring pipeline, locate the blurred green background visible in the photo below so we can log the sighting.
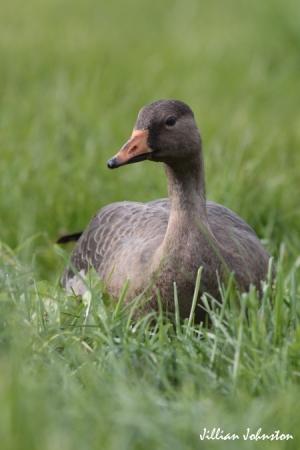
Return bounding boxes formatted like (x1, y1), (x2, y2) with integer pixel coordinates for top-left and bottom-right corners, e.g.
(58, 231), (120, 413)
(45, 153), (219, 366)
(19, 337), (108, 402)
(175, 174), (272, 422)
(1, 1), (300, 449)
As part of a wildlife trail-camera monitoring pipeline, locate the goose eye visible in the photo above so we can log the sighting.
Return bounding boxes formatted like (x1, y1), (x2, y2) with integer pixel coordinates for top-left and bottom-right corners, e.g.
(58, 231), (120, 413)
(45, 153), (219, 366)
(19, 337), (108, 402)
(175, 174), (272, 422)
(165, 116), (177, 127)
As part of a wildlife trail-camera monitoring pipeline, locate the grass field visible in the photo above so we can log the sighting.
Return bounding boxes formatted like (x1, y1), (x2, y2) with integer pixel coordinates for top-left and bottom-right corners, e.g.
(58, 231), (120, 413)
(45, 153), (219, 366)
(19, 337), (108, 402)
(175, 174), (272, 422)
(1, 0), (300, 449)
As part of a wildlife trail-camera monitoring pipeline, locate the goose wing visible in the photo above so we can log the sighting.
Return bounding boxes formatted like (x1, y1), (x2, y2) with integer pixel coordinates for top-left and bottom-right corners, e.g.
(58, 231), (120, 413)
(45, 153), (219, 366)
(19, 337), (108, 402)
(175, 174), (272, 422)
(62, 200), (169, 289)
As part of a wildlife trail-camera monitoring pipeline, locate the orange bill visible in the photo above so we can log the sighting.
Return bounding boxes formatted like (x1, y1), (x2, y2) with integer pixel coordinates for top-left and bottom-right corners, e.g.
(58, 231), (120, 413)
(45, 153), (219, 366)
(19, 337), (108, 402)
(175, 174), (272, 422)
(107, 129), (151, 169)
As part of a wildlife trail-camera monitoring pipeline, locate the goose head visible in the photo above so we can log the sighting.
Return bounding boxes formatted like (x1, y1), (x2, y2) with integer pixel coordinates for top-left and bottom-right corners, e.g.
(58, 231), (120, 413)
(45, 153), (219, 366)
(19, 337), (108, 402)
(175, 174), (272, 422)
(107, 100), (201, 169)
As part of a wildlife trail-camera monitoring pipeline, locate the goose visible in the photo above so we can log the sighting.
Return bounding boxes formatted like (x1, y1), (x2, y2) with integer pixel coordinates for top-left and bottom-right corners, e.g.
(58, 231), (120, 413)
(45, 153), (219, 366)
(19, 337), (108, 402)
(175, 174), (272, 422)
(61, 99), (270, 321)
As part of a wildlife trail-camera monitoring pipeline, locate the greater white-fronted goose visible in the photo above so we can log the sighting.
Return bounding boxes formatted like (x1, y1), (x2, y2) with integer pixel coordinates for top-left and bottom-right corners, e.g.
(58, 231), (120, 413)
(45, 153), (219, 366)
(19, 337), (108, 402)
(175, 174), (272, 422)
(61, 100), (270, 321)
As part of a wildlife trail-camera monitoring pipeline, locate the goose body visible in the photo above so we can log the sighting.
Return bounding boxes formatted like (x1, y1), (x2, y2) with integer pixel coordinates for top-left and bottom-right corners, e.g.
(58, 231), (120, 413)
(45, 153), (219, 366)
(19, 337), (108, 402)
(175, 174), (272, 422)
(62, 100), (270, 321)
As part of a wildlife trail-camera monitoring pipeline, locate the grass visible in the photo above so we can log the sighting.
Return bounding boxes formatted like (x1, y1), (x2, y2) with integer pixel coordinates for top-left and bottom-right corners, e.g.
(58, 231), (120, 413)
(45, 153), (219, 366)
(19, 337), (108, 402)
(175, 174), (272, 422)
(0, 0), (300, 448)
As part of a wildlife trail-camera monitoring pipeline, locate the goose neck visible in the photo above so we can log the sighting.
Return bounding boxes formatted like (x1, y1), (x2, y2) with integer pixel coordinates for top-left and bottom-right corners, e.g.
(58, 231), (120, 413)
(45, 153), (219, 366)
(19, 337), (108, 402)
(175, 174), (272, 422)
(165, 154), (207, 222)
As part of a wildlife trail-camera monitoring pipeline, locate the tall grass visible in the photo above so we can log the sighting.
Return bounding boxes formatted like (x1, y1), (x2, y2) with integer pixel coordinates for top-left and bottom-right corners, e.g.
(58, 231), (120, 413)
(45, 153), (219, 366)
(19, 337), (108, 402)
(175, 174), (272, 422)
(1, 242), (300, 449)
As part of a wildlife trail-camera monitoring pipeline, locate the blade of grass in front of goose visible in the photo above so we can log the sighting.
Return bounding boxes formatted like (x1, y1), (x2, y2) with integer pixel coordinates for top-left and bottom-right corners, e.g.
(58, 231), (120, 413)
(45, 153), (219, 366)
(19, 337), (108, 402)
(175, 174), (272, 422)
(113, 279), (129, 320)
(155, 288), (166, 345)
(173, 281), (181, 336)
(274, 245), (285, 345)
(232, 292), (247, 384)
(209, 274), (235, 367)
(124, 292), (150, 333)
(260, 257), (274, 318)
(186, 266), (203, 334)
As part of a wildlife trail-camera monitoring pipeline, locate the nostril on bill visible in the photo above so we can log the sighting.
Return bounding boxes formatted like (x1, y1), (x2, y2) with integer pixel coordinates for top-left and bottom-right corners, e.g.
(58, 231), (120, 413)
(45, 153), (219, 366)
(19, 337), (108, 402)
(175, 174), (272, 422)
(128, 145), (138, 155)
